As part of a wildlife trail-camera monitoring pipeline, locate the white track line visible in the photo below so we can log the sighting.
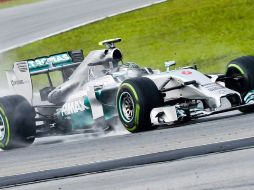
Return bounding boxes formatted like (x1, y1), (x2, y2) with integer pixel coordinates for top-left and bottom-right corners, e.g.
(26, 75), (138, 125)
(0, 0), (166, 54)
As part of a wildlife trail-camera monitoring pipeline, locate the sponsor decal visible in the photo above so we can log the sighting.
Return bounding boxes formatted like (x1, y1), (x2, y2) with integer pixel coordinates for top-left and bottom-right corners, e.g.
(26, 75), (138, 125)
(11, 80), (25, 86)
(28, 53), (72, 70)
(218, 89), (228, 94)
(61, 99), (89, 116)
(202, 83), (224, 92)
(181, 71), (192, 75)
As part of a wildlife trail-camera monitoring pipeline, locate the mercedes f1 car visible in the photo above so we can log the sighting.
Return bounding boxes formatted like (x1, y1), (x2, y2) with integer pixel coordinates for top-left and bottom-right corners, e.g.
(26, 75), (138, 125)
(1, 38), (254, 149)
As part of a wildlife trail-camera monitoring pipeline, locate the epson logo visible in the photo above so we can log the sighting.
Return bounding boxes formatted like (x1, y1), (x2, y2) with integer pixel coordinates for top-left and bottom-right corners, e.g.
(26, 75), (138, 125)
(202, 83), (224, 92)
(11, 80), (25, 86)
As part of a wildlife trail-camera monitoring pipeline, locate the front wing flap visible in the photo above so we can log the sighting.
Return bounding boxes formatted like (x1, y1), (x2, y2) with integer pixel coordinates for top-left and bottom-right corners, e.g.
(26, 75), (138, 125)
(151, 103), (254, 126)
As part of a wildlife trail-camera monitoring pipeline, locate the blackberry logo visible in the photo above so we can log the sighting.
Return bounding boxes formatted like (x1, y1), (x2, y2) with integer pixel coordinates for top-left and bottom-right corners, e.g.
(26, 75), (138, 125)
(11, 80), (24, 86)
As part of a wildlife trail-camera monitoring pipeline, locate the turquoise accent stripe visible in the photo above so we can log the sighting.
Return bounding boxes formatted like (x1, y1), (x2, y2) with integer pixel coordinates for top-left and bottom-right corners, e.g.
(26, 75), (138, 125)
(244, 90), (254, 103)
(28, 53), (73, 73)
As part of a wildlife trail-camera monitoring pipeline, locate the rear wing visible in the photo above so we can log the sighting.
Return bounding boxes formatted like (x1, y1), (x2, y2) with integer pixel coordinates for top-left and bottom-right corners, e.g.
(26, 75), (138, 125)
(28, 50), (84, 75)
(5, 50), (84, 103)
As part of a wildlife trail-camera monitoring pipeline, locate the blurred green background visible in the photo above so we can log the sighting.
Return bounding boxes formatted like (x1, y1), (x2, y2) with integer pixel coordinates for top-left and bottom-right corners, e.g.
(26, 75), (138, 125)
(1, 0), (254, 75)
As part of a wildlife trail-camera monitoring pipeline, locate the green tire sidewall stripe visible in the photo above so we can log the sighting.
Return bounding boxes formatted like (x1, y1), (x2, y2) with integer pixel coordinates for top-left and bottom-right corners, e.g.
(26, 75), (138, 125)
(118, 83), (140, 132)
(0, 107), (10, 148)
(228, 64), (245, 75)
(121, 83), (139, 101)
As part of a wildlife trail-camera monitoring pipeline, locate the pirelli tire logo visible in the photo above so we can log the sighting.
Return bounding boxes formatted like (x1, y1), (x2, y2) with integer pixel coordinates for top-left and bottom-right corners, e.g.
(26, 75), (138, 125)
(61, 99), (90, 116)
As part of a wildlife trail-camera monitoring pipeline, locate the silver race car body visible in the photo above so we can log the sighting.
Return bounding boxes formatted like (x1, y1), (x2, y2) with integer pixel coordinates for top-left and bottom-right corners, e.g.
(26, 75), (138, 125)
(1, 38), (254, 149)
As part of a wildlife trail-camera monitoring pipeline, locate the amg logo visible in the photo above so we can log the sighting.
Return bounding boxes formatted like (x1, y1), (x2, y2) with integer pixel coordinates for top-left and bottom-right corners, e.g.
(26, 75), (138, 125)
(11, 80), (24, 86)
(61, 100), (89, 116)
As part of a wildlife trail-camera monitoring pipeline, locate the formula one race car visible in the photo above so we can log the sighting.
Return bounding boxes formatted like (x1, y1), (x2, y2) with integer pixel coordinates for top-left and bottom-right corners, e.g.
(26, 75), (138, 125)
(1, 38), (254, 149)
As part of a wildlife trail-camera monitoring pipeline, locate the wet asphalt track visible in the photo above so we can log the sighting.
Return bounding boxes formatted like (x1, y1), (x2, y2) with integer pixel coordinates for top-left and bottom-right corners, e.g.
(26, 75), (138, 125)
(5, 145), (254, 190)
(0, 111), (254, 182)
(0, 0), (165, 52)
(1, 1), (254, 189)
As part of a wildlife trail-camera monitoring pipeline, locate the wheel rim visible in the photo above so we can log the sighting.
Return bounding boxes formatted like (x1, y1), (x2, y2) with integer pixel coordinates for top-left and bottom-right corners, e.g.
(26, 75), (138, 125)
(0, 114), (5, 141)
(120, 92), (135, 122)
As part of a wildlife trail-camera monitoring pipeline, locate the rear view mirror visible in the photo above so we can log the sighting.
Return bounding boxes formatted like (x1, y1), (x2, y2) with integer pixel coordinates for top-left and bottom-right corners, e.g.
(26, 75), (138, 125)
(165, 61), (176, 72)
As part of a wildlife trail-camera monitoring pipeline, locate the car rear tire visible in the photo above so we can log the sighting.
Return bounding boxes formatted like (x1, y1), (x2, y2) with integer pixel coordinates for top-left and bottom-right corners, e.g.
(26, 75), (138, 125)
(0, 95), (36, 150)
(116, 77), (163, 132)
(225, 56), (254, 113)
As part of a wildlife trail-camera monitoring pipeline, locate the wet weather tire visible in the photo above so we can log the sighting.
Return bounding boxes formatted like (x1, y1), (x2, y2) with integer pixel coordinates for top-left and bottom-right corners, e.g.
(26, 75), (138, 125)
(0, 95), (36, 150)
(226, 56), (254, 113)
(117, 77), (163, 132)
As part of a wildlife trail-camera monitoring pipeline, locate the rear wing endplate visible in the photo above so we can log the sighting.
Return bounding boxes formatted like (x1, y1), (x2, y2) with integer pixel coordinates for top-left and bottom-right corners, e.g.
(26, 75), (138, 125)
(6, 61), (33, 103)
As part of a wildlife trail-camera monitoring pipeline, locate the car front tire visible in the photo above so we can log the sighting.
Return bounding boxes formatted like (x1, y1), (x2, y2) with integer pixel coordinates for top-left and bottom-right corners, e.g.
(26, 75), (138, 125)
(116, 77), (163, 132)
